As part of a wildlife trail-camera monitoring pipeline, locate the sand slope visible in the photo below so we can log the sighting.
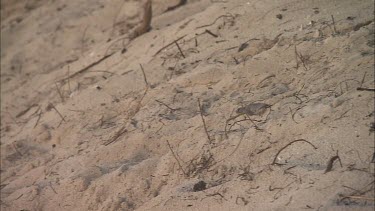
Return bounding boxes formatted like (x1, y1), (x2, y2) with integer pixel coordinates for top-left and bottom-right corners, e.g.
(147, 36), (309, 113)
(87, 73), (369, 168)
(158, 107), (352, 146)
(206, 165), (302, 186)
(1, 0), (374, 210)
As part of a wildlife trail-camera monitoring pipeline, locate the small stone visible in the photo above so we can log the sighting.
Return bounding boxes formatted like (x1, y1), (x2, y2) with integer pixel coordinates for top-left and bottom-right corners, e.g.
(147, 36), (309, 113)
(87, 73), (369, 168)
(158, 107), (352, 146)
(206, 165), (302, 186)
(193, 181), (207, 192)
(237, 103), (270, 116)
(347, 16), (355, 20)
(276, 14), (283, 19)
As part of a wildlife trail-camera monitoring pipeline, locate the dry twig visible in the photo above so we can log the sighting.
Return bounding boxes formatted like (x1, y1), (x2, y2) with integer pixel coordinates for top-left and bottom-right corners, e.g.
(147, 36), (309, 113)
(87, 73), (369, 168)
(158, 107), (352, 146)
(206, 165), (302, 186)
(15, 104), (38, 118)
(33, 108), (42, 128)
(165, 0), (187, 12)
(331, 15), (337, 34)
(175, 41), (186, 58)
(196, 14), (235, 29)
(60, 54), (114, 82)
(55, 83), (64, 102)
(272, 139), (317, 165)
(47, 103), (66, 123)
(340, 195), (375, 201)
(103, 126), (127, 146)
(166, 140), (187, 176)
(198, 98), (212, 143)
(12, 142), (23, 157)
(154, 35), (187, 56)
(156, 100), (178, 112)
(294, 46), (308, 71)
(205, 29), (218, 38)
(139, 64), (149, 88)
(324, 150), (342, 173)
(81, 26), (89, 56)
(357, 87), (375, 92)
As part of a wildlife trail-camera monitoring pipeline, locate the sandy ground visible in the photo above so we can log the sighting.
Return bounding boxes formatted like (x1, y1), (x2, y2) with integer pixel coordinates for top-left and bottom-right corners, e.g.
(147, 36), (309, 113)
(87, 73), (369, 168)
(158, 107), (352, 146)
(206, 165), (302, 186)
(1, 0), (374, 210)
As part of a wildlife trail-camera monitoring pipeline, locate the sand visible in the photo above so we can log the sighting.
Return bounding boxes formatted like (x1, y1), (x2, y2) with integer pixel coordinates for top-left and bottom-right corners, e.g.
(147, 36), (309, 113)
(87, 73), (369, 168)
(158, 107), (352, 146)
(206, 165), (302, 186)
(1, 0), (374, 210)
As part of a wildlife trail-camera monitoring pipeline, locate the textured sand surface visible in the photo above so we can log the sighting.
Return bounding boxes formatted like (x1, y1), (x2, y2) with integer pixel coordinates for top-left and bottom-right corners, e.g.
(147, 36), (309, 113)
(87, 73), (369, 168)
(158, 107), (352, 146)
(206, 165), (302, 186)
(1, 0), (374, 210)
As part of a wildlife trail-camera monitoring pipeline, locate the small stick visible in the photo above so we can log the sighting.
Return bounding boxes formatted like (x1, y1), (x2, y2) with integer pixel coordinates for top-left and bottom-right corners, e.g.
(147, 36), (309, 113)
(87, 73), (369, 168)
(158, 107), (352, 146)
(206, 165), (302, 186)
(357, 87), (375, 92)
(334, 109), (351, 121)
(340, 195), (375, 201)
(139, 64), (149, 88)
(60, 53), (113, 82)
(202, 192), (226, 201)
(154, 35), (187, 56)
(294, 45), (299, 69)
(15, 194), (23, 200)
(81, 26), (89, 56)
(198, 99), (212, 143)
(296, 83), (305, 96)
(139, 64), (149, 98)
(245, 114), (261, 130)
(49, 182), (58, 194)
(324, 150), (342, 173)
(324, 155), (339, 173)
(166, 140), (187, 176)
(342, 185), (360, 193)
(68, 109), (85, 114)
(205, 29), (218, 38)
(299, 55), (308, 71)
(285, 196), (293, 206)
(257, 74), (275, 88)
(295, 46), (308, 71)
(67, 66), (71, 94)
(331, 15), (337, 34)
(289, 107), (298, 123)
(55, 82), (64, 102)
(284, 165), (297, 173)
(272, 139), (318, 165)
(165, 0), (187, 12)
(257, 146), (271, 154)
(57, 118), (64, 128)
(132, 64), (150, 116)
(226, 117), (248, 135)
(195, 37), (198, 47)
(48, 103), (66, 122)
(196, 14), (235, 29)
(224, 111), (241, 138)
(226, 113), (242, 123)
(174, 41), (185, 58)
(89, 70), (116, 75)
(359, 72), (367, 88)
(288, 106), (305, 123)
(33, 108), (42, 128)
(15, 103), (38, 118)
(233, 56), (239, 65)
(225, 46), (237, 51)
(12, 142), (23, 157)
(155, 100), (177, 112)
(103, 126), (127, 146)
